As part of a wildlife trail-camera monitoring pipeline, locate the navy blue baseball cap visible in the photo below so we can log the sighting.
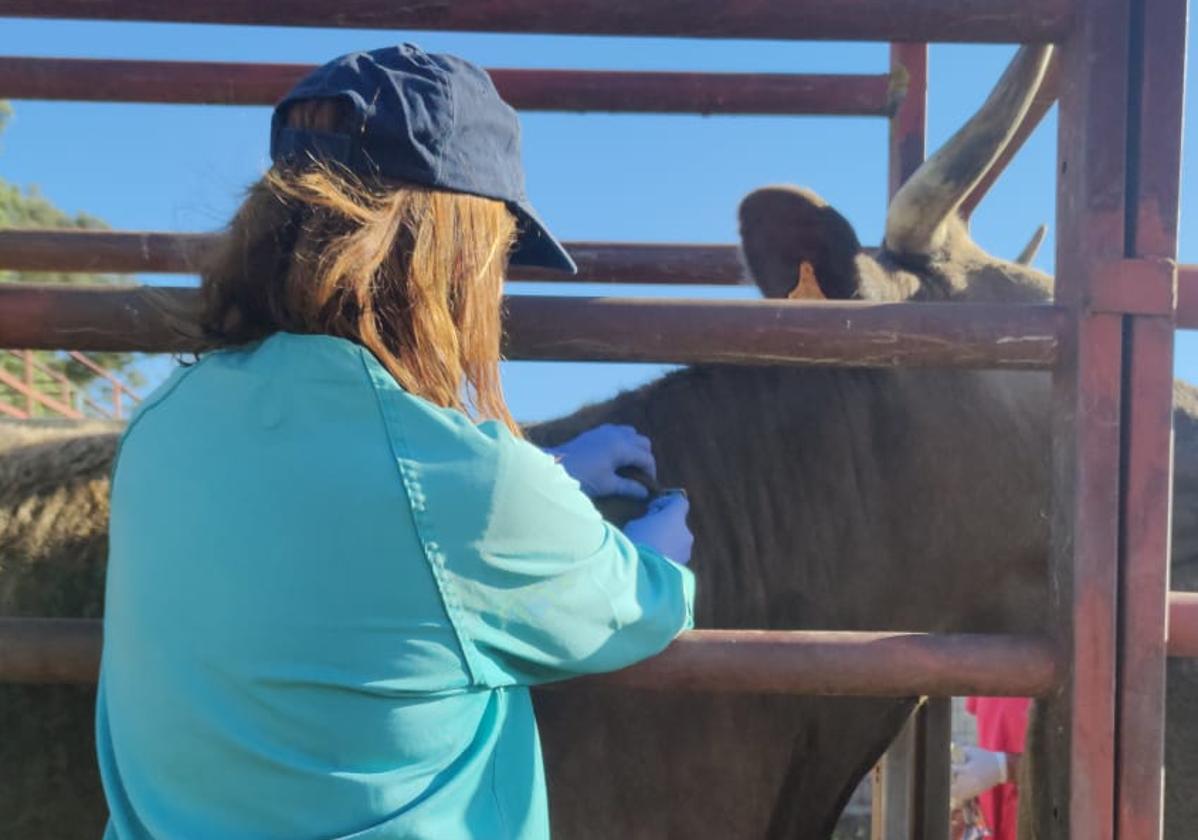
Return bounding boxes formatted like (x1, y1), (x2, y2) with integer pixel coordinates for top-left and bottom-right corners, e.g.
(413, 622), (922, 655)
(270, 44), (576, 274)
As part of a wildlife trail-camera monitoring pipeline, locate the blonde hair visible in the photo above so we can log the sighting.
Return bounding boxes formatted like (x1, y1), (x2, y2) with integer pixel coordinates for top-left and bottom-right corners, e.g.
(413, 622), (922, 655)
(199, 99), (520, 434)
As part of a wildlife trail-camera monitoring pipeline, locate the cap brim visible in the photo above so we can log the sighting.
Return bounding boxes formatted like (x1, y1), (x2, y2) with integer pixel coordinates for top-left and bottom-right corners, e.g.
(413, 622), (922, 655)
(507, 202), (578, 274)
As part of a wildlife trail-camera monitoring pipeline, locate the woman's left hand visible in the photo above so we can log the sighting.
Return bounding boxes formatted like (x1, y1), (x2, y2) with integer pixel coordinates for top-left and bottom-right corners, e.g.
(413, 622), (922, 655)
(546, 424), (657, 499)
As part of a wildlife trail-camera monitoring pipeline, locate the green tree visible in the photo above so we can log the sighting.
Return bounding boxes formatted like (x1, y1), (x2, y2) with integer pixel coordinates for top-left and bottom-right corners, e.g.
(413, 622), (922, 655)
(0, 101), (142, 418)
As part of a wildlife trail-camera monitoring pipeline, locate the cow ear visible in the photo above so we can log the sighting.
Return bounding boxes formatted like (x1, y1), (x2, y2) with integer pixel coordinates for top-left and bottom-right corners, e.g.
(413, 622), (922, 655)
(738, 186), (863, 300)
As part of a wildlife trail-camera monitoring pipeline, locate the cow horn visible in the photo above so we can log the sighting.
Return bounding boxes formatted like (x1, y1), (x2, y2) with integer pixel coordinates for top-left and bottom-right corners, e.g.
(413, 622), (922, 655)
(1015, 224), (1048, 265)
(884, 45), (1053, 257)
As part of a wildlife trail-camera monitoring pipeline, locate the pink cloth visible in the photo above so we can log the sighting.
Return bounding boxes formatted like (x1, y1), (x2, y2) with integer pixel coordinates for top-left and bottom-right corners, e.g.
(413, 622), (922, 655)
(965, 696), (1031, 840)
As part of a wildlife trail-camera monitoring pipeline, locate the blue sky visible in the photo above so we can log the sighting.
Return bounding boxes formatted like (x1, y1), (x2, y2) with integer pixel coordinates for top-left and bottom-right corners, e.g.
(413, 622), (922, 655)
(2, 18), (1197, 422)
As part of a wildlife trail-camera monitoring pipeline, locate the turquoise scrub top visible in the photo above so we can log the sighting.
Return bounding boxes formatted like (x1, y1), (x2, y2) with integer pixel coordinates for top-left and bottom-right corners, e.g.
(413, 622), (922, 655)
(96, 332), (695, 840)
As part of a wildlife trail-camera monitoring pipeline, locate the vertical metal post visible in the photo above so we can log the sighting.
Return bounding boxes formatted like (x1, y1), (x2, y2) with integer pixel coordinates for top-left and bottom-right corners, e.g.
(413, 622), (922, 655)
(876, 44), (929, 838)
(1116, 1), (1186, 838)
(880, 45), (930, 828)
(872, 711), (916, 839)
(888, 42), (927, 200)
(22, 350), (35, 415)
(870, 698), (951, 840)
(1045, 1), (1131, 837)
(911, 698), (951, 840)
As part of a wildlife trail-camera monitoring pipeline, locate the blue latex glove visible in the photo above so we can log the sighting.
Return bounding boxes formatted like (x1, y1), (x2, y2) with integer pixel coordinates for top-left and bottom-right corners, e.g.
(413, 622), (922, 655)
(546, 424), (656, 499)
(623, 493), (694, 566)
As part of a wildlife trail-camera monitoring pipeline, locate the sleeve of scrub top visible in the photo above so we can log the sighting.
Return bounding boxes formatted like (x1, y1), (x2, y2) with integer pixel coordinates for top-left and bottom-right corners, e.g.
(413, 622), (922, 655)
(449, 424), (696, 688)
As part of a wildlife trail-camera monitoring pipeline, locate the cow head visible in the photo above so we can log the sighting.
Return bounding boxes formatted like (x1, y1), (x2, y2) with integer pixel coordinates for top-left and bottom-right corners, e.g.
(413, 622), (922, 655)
(739, 45), (1054, 307)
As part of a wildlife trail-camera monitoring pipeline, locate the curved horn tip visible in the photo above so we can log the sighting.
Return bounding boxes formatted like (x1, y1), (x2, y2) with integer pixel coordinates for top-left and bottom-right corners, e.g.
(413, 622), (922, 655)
(1015, 223), (1049, 266)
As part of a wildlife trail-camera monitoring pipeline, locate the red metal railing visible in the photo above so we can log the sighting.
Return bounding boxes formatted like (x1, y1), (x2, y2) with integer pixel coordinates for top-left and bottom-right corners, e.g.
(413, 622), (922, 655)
(0, 0), (1071, 42)
(5, 592), (1198, 689)
(0, 2), (1190, 838)
(0, 283), (1065, 369)
(0, 57), (899, 116)
(7, 232), (1198, 328)
(0, 618), (1061, 694)
(0, 348), (140, 420)
(888, 43), (927, 200)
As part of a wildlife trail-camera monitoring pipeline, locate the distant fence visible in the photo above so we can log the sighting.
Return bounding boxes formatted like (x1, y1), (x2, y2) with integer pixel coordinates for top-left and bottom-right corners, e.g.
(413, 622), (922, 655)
(0, 349), (140, 420)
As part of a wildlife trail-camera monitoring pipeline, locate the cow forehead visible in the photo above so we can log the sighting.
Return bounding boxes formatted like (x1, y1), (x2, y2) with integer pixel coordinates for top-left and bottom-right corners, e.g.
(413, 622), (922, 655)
(861, 224), (1053, 304)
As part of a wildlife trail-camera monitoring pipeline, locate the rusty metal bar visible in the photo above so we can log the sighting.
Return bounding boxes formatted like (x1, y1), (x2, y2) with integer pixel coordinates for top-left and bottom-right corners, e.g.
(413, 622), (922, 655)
(505, 297), (1063, 369)
(1177, 266), (1198, 329)
(0, 229), (212, 275)
(29, 235), (1198, 304)
(0, 618), (1059, 695)
(464, 631), (1061, 695)
(0, 56), (896, 116)
(0, 0), (1074, 43)
(1050, 134), (1124, 840)
(0, 229), (748, 284)
(887, 43), (927, 199)
(1118, 316), (1175, 840)
(0, 618), (101, 684)
(7, 593), (1198, 688)
(1114, 1), (1187, 837)
(1087, 258), (1176, 317)
(0, 283), (1065, 369)
(960, 49), (1061, 220)
(1093, 262), (1198, 327)
(1045, 0), (1132, 836)
(1168, 592), (1198, 658)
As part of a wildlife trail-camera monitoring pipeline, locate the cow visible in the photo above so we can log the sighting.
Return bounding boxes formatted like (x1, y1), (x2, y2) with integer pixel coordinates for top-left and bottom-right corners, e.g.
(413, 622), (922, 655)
(1, 43), (1195, 839)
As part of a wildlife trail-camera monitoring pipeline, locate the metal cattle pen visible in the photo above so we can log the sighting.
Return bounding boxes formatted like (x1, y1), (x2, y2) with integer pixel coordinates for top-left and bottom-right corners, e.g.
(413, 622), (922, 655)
(0, 1), (1192, 838)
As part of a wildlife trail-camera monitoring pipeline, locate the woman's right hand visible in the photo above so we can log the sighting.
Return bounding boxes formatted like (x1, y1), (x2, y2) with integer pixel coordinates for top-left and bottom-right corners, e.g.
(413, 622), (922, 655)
(622, 493), (694, 566)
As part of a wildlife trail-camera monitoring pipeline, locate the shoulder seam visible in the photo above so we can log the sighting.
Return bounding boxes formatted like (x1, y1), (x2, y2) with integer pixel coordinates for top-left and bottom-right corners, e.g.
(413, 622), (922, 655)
(110, 362), (200, 488)
(356, 348), (486, 687)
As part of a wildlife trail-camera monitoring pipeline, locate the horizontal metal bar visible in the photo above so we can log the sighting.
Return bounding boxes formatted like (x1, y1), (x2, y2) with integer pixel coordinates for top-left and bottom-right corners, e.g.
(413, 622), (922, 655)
(0, 229), (746, 285)
(504, 296), (1063, 368)
(0, 56), (896, 116)
(0, 0), (1073, 43)
(1168, 591), (1198, 658)
(0, 618), (1058, 695)
(1087, 258), (1177, 316)
(7, 592), (1196, 688)
(582, 630), (1059, 695)
(0, 284), (1065, 369)
(1176, 264), (1198, 328)
(25, 236), (1193, 308)
(0, 618), (99, 683)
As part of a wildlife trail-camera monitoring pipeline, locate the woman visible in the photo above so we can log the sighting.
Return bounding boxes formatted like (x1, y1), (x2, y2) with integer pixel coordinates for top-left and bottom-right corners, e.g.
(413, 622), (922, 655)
(96, 45), (695, 839)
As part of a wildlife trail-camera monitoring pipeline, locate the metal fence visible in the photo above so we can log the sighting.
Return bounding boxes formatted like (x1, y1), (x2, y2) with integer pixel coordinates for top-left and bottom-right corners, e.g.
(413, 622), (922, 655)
(0, 1), (1192, 838)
